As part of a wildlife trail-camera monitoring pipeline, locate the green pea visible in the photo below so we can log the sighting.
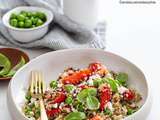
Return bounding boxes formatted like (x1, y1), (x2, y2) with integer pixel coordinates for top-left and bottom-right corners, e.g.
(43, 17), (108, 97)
(25, 92), (31, 101)
(9, 11), (46, 29)
(76, 103), (84, 112)
(64, 84), (76, 93)
(25, 17), (29, 21)
(127, 108), (136, 115)
(24, 19), (32, 28)
(104, 108), (112, 116)
(32, 25), (36, 28)
(18, 21), (24, 28)
(17, 14), (25, 21)
(35, 107), (40, 119)
(27, 12), (32, 17)
(10, 13), (17, 19)
(65, 96), (73, 105)
(31, 17), (38, 25)
(20, 11), (27, 17)
(31, 12), (37, 18)
(10, 19), (18, 27)
(36, 19), (44, 26)
(50, 80), (57, 89)
(36, 12), (46, 21)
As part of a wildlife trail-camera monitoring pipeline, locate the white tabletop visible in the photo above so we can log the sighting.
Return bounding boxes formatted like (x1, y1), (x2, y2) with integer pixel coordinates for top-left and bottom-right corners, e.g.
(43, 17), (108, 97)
(1, 1), (160, 119)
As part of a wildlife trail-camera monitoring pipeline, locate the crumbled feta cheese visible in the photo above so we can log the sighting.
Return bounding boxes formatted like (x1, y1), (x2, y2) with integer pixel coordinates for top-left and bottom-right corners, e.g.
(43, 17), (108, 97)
(118, 86), (128, 94)
(30, 98), (36, 103)
(59, 102), (64, 109)
(87, 74), (100, 86)
(57, 83), (63, 88)
(105, 72), (113, 79)
(90, 74), (101, 80)
(105, 102), (114, 112)
(87, 79), (93, 86)
(52, 103), (58, 108)
(63, 72), (68, 77)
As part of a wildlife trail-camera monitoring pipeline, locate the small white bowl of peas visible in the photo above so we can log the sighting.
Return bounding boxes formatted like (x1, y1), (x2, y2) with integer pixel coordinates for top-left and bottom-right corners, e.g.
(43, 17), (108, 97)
(2, 6), (54, 42)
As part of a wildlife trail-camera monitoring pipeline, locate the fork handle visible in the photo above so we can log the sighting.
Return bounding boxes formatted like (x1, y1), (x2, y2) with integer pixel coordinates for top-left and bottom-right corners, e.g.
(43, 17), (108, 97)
(40, 99), (48, 120)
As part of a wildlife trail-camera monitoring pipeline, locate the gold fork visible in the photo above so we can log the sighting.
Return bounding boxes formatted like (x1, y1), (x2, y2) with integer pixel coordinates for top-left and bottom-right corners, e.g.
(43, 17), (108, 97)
(30, 71), (48, 120)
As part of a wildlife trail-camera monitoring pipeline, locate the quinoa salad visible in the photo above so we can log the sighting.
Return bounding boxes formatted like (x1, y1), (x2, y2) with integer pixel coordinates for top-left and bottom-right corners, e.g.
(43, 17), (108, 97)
(23, 62), (142, 120)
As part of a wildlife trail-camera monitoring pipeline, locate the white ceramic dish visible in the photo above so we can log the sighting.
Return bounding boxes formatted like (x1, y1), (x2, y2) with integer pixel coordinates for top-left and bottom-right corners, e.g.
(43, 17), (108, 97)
(2, 6), (53, 42)
(7, 48), (152, 120)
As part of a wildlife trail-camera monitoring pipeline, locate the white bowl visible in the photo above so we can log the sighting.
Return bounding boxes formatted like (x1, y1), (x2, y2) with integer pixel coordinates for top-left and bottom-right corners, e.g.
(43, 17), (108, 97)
(2, 6), (53, 43)
(7, 48), (152, 120)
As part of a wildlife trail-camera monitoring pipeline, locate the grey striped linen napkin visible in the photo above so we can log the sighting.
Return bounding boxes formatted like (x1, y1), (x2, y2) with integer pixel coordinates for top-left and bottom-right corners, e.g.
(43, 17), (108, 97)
(0, 0), (106, 50)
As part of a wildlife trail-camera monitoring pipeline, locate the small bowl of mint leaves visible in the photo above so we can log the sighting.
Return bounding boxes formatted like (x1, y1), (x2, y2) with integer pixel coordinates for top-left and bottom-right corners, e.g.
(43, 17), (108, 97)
(2, 6), (53, 42)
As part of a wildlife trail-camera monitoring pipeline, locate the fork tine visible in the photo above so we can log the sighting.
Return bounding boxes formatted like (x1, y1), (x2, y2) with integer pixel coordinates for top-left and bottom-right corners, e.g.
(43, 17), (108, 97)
(30, 71), (34, 94)
(40, 72), (46, 94)
(35, 71), (38, 94)
(38, 71), (42, 94)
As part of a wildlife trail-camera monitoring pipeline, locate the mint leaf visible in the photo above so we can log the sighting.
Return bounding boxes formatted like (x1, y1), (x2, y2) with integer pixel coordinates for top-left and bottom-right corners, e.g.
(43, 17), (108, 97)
(86, 95), (100, 110)
(116, 73), (128, 86)
(77, 88), (97, 102)
(64, 112), (86, 120)
(64, 84), (76, 93)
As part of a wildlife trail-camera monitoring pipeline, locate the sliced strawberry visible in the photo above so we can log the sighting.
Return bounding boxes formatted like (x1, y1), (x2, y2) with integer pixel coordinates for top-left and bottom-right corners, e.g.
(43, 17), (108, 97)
(62, 69), (91, 85)
(90, 115), (103, 120)
(123, 89), (135, 101)
(88, 62), (108, 76)
(50, 92), (66, 104)
(99, 85), (112, 111)
(62, 62), (108, 85)
(46, 108), (61, 117)
(79, 85), (95, 89)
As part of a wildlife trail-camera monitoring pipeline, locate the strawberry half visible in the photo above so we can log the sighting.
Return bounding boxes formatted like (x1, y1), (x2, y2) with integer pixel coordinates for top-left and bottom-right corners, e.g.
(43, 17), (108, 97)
(62, 62), (108, 85)
(46, 108), (61, 117)
(123, 89), (135, 101)
(90, 115), (103, 120)
(62, 69), (91, 85)
(99, 85), (112, 111)
(50, 92), (66, 104)
(88, 62), (108, 76)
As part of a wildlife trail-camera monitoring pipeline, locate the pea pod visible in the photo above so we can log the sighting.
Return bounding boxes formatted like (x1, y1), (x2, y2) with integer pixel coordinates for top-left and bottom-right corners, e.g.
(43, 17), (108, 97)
(0, 53), (11, 76)
(4, 56), (25, 77)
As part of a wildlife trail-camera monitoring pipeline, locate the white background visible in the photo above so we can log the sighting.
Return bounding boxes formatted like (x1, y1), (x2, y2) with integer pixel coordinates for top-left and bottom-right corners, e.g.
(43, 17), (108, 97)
(0, 0), (160, 119)
(99, 0), (160, 119)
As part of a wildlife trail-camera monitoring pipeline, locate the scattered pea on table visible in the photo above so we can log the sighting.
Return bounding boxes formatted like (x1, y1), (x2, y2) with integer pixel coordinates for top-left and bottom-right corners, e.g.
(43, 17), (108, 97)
(9, 11), (46, 28)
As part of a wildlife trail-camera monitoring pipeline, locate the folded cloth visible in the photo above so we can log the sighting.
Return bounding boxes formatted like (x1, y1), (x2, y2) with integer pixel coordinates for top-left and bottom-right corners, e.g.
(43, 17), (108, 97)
(0, 0), (106, 50)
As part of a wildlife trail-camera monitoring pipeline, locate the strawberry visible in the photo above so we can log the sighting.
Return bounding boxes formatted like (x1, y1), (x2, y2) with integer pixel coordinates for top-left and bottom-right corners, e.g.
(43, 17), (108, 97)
(123, 89), (135, 101)
(79, 85), (95, 89)
(99, 85), (112, 111)
(62, 69), (91, 85)
(46, 108), (61, 117)
(62, 62), (108, 85)
(88, 62), (108, 76)
(90, 115), (103, 120)
(50, 92), (66, 104)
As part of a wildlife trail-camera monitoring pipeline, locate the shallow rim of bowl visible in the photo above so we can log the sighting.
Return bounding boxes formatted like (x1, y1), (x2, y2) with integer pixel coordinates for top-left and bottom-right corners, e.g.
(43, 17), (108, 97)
(9, 48), (151, 119)
(2, 6), (54, 31)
